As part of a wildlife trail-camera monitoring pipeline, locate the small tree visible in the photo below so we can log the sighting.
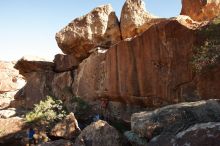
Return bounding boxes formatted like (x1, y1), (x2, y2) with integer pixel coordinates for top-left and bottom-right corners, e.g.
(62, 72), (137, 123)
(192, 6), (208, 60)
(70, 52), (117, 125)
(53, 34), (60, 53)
(25, 96), (67, 123)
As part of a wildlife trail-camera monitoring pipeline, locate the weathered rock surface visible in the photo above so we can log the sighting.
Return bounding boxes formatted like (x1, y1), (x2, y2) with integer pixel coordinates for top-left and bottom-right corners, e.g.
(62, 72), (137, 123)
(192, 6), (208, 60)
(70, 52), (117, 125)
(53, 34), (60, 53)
(73, 19), (220, 106)
(74, 120), (122, 146)
(120, 0), (163, 39)
(0, 61), (25, 93)
(14, 56), (75, 108)
(73, 20), (194, 105)
(56, 4), (121, 60)
(131, 99), (220, 140)
(38, 139), (73, 146)
(50, 113), (81, 139)
(73, 49), (107, 101)
(181, 0), (220, 21)
(0, 117), (25, 144)
(14, 56), (54, 77)
(148, 122), (220, 146)
(54, 54), (80, 72)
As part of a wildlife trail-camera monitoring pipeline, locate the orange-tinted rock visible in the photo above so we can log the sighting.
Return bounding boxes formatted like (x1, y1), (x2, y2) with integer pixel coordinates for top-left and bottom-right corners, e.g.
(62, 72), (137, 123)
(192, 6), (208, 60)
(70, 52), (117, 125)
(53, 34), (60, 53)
(181, 0), (220, 21)
(54, 54), (80, 72)
(73, 20), (196, 106)
(73, 18), (220, 107)
(56, 4), (121, 60)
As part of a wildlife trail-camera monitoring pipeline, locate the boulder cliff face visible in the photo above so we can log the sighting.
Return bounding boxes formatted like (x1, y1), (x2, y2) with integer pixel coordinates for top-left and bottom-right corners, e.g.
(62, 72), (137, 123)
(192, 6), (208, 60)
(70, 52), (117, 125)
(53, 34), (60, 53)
(181, 0), (220, 21)
(14, 57), (74, 108)
(74, 20), (197, 106)
(56, 4), (121, 60)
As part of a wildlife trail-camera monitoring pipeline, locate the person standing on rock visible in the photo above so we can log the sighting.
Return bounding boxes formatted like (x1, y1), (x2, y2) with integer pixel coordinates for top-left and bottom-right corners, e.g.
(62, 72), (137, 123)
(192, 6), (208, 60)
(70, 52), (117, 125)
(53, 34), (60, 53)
(27, 127), (35, 146)
(100, 98), (109, 121)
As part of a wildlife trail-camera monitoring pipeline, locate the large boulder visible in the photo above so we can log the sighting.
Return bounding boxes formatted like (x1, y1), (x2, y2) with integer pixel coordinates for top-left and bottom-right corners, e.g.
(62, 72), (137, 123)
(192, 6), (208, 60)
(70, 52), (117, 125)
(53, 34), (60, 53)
(53, 54), (80, 72)
(131, 99), (220, 140)
(56, 4), (121, 60)
(74, 120), (122, 146)
(0, 61), (25, 93)
(181, 0), (220, 21)
(14, 56), (54, 77)
(148, 122), (220, 146)
(120, 0), (163, 39)
(50, 113), (81, 139)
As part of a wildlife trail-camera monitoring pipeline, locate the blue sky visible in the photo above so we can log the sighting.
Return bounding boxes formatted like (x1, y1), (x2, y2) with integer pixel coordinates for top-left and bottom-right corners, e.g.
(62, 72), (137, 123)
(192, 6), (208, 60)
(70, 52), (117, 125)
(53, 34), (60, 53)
(0, 0), (181, 61)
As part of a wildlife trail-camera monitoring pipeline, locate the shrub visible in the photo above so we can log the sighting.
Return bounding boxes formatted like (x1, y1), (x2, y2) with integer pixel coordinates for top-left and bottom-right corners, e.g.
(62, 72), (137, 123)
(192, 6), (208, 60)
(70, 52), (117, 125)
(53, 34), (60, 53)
(192, 16), (220, 72)
(25, 96), (67, 123)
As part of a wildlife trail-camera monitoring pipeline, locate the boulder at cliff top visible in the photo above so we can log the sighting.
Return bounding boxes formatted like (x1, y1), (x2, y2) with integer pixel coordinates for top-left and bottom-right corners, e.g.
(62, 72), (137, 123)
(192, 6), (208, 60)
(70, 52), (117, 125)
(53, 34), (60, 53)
(54, 54), (80, 72)
(148, 122), (220, 146)
(14, 56), (54, 77)
(74, 120), (122, 146)
(181, 0), (220, 21)
(56, 4), (121, 60)
(120, 0), (164, 39)
(50, 113), (81, 139)
(131, 99), (220, 140)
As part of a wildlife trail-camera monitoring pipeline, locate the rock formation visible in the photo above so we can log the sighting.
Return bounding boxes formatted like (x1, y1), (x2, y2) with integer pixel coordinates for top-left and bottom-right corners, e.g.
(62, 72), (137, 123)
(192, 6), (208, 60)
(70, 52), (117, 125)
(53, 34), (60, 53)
(120, 0), (164, 39)
(131, 99), (220, 140)
(74, 120), (122, 146)
(55, 4), (121, 60)
(39, 139), (73, 146)
(148, 122), (220, 146)
(181, 0), (220, 21)
(54, 54), (80, 72)
(50, 113), (81, 139)
(0, 61), (25, 94)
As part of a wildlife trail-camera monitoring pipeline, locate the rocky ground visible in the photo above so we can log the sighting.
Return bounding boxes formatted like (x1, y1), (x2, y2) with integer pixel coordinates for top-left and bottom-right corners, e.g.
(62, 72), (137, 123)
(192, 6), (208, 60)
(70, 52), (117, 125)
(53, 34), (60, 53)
(1, 0), (220, 145)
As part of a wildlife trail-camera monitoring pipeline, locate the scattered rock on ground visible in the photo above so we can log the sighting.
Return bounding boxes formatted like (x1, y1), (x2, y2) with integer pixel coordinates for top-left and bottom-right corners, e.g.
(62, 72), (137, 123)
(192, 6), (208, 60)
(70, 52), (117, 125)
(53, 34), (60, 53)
(50, 113), (81, 139)
(74, 120), (122, 146)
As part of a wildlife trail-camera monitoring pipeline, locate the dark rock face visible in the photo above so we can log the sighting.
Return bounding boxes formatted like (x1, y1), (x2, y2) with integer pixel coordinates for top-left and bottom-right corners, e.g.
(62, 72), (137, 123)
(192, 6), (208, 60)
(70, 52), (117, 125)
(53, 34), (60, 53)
(53, 54), (80, 72)
(131, 99), (220, 139)
(148, 122), (220, 146)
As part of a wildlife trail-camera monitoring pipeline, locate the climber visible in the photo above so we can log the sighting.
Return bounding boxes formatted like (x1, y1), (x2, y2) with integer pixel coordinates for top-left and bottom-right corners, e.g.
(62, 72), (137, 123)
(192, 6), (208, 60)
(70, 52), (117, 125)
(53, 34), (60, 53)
(27, 127), (35, 146)
(100, 98), (109, 121)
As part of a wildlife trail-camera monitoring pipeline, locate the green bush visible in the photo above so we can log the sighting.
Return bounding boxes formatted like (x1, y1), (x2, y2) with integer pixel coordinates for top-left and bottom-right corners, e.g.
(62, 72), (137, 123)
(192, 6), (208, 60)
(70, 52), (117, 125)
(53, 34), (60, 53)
(25, 96), (67, 123)
(192, 16), (220, 72)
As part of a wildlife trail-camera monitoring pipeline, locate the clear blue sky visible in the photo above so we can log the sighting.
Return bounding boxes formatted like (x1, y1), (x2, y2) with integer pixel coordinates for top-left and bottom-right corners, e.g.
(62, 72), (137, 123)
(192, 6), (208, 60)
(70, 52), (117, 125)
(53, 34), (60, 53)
(0, 0), (181, 61)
